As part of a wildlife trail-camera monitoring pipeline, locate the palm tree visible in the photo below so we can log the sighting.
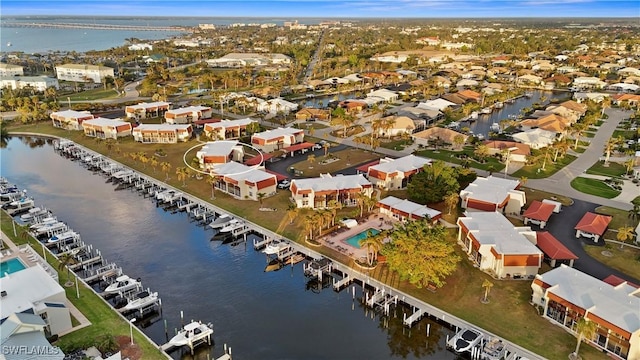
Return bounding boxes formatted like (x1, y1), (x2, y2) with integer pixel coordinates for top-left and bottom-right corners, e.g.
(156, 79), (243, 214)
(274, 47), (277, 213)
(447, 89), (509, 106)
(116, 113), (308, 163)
(323, 142), (330, 156)
(570, 122), (587, 149)
(600, 97), (611, 117)
(160, 161), (171, 181)
(57, 252), (77, 286)
(206, 174), (219, 199)
(257, 192), (266, 206)
(307, 154), (316, 167)
(149, 156), (159, 174)
(303, 213), (316, 240)
(616, 226), (634, 249)
(359, 230), (385, 266)
(571, 318), (596, 359)
(138, 152), (149, 170)
(176, 167), (189, 187)
(603, 136), (622, 165)
(444, 192), (459, 215)
(286, 204), (299, 225)
(481, 279), (494, 303)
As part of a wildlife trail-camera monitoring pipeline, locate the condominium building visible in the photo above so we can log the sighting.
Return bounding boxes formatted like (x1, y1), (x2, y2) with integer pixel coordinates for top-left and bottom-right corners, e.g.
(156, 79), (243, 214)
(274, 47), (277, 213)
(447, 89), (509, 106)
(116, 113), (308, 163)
(55, 63), (115, 83)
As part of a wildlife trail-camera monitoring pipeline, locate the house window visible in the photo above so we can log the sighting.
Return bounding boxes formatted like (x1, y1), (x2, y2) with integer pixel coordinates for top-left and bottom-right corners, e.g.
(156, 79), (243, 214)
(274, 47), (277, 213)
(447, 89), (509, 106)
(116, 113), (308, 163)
(302, 194), (308, 198)
(302, 200), (309, 206)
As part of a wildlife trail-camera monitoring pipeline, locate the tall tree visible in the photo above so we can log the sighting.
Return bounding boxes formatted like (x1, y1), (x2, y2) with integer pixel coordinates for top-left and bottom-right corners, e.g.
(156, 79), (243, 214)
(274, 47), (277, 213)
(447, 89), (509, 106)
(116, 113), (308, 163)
(407, 161), (460, 204)
(482, 279), (494, 303)
(160, 161), (171, 181)
(444, 192), (459, 215)
(616, 226), (634, 249)
(572, 318), (596, 359)
(359, 230), (386, 266)
(382, 220), (460, 288)
(603, 136), (622, 165)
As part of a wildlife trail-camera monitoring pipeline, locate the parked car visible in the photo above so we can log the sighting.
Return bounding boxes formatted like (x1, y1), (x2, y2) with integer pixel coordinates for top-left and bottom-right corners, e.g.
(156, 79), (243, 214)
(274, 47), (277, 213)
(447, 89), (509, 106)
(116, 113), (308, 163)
(312, 143), (322, 150)
(277, 179), (291, 189)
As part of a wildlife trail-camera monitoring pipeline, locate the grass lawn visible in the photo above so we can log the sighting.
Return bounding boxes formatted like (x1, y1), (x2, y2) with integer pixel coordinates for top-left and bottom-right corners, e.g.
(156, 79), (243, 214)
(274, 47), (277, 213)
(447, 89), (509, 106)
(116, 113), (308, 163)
(521, 187), (574, 206)
(570, 177), (621, 199)
(290, 149), (379, 178)
(595, 206), (639, 230)
(583, 243), (640, 280)
(512, 155), (576, 179)
(586, 160), (627, 177)
(572, 146), (587, 154)
(0, 215), (164, 359)
(415, 148), (505, 172)
(613, 130), (634, 139)
(583, 131), (596, 138)
(66, 88), (120, 101)
(378, 137), (413, 151)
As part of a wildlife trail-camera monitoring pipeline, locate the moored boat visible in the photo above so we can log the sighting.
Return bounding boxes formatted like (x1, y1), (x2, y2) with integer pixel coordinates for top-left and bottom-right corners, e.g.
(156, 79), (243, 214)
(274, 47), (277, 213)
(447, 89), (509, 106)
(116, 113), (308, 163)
(481, 337), (506, 360)
(168, 321), (214, 348)
(104, 275), (142, 294)
(122, 290), (158, 312)
(447, 327), (484, 353)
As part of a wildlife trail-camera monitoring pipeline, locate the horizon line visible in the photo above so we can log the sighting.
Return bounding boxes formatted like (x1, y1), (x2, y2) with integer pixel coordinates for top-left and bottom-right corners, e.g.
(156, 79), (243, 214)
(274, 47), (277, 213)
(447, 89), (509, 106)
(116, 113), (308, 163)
(2, 14), (639, 19)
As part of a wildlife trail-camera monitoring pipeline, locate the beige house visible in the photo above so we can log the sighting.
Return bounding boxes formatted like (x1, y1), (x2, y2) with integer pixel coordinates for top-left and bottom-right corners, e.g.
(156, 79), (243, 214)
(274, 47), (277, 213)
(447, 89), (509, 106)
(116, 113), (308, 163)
(251, 127), (305, 152)
(374, 116), (416, 138)
(290, 174), (373, 209)
(0, 62), (24, 76)
(165, 105), (213, 124)
(50, 109), (94, 130)
(211, 162), (277, 201)
(196, 141), (245, 172)
(364, 154), (431, 190)
(125, 101), (171, 119)
(81, 117), (132, 139)
(132, 124), (193, 143)
(204, 118), (258, 140)
(55, 63), (114, 83)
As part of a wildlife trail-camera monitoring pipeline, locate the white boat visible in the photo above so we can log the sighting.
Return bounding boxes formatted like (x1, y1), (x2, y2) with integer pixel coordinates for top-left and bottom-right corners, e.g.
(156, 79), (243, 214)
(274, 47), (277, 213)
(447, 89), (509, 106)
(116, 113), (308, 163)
(208, 214), (232, 229)
(481, 107), (493, 114)
(104, 275), (141, 294)
(219, 218), (244, 233)
(481, 337), (507, 360)
(448, 327), (484, 353)
(490, 123), (501, 132)
(33, 222), (67, 237)
(263, 239), (290, 255)
(20, 207), (44, 222)
(30, 217), (58, 229)
(494, 101), (504, 109)
(5, 197), (35, 215)
(168, 321), (214, 348)
(6, 42), (11, 47)
(48, 230), (79, 244)
(123, 290), (158, 311)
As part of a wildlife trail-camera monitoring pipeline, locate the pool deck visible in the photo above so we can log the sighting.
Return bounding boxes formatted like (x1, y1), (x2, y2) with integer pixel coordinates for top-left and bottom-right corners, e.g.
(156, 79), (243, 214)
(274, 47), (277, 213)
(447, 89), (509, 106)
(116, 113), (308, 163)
(318, 213), (396, 262)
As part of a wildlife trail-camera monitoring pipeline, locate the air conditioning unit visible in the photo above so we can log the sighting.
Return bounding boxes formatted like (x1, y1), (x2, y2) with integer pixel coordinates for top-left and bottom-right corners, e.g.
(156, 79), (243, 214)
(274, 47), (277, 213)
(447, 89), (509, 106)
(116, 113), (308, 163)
(1, 291), (7, 297)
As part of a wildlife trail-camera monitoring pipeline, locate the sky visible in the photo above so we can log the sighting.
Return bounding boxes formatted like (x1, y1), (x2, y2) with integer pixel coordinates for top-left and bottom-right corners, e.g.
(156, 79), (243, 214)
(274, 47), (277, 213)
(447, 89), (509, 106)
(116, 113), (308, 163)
(2, 0), (639, 18)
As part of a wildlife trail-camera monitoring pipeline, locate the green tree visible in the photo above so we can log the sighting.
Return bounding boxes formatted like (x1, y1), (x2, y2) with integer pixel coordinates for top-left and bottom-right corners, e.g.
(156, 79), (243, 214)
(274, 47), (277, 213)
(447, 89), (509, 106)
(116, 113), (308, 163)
(444, 192), (459, 215)
(473, 144), (489, 163)
(407, 160), (460, 204)
(604, 136), (623, 165)
(160, 161), (171, 181)
(286, 204), (299, 225)
(481, 279), (494, 303)
(616, 226), (634, 249)
(359, 230), (385, 266)
(571, 318), (596, 359)
(176, 167), (189, 186)
(382, 220), (460, 288)
(57, 252), (77, 286)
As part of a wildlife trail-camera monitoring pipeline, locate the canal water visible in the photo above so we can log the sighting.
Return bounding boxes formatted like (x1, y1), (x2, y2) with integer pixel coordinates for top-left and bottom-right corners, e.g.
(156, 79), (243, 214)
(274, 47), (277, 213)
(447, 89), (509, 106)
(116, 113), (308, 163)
(1, 137), (459, 360)
(465, 90), (569, 137)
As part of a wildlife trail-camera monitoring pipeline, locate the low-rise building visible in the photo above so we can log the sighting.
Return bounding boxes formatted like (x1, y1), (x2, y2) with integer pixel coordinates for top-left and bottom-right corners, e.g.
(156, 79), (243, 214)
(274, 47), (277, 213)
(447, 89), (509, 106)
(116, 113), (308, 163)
(377, 196), (442, 223)
(0, 265), (72, 336)
(125, 101), (171, 120)
(211, 162), (277, 201)
(195, 141), (245, 171)
(0, 76), (59, 91)
(483, 140), (530, 163)
(0, 62), (24, 76)
(132, 124), (192, 143)
(250, 127), (304, 152)
(574, 212), (612, 243)
(364, 154), (431, 190)
(165, 105), (213, 124)
(457, 211), (543, 279)
(295, 108), (330, 121)
(203, 118), (258, 140)
(290, 174), (373, 209)
(531, 265), (640, 360)
(459, 175), (525, 215)
(522, 200), (556, 229)
(0, 313), (64, 360)
(81, 117), (132, 139)
(206, 53), (292, 68)
(55, 63), (114, 83)
(512, 128), (558, 149)
(50, 109), (94, 130)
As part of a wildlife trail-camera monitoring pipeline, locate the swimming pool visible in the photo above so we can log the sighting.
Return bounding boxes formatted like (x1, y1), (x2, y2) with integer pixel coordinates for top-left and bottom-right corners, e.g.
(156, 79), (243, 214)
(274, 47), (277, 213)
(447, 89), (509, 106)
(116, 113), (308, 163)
(345, 228), (380, 248)
(0, 258), (26, 277)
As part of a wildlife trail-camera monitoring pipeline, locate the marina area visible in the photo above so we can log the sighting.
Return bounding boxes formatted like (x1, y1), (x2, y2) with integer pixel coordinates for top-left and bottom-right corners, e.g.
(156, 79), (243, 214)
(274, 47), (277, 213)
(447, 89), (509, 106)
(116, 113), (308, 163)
(1, 136), (544, 360)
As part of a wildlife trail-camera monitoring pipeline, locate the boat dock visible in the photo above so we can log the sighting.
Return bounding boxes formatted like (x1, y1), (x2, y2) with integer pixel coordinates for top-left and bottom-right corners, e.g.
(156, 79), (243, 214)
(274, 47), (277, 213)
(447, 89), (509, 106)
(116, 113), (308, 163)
(51, 139), (543, 360)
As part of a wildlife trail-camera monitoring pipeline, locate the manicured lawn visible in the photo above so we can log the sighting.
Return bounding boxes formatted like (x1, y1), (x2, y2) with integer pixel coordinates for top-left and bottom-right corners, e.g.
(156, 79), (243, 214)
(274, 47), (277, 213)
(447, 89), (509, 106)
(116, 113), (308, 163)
(0, 215), (164, 359)
(570, 177), (621, 199)
(290, 149), (379, 178)
(586, 160), (627, 177)
(521, 187), (573, 206)
(595, 206), (639, 230)
(66, 88), (120, 101)
(512, 154), (576, 179)
(584, 243), (640, 281)
(415, 148), (505, 172)
(378, 137), (413, 151)
(572, 146), (586, 153)
(583, 131), (596, 138)
(612, 130), (634, 139)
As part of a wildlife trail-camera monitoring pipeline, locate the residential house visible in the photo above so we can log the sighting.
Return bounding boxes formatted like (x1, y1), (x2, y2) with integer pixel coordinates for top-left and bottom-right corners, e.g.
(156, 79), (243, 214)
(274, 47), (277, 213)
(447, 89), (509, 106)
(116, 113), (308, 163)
(574, 212), (612, 243)
(195, 141), (245, 172)
(290, 174), (373, 209)
(412, 127), (469, 147)
(251, 127), (304, 152)
(612, 94), (640, 108)
(81, 117), (132, 139)
(517, 74), (543, 86)
(55, 64), (114, 83)
(523, 200), (556, 229)
(338, 100), (368, 114)
(373, 116), (416, 138)
(50, 109), (94, 130)
(0, 76), (59, 91)
(295, 108), (330, 121)
(483, 140), (530, 163)
(132, 124), (193, 143)
(125, 101), (171, 120)
(512, 128), (559, 149)
(210, 162), (277, 201)
(457, 211), (543, 279)
(532, 231), (578, 267)
(417, 98), (457, 111)
(440, 93), (467, 106)
(0, 62), (24, 76)
(165, 105), (213, 124)
(457, 89), (483, 103)
(397, 107), (443, 128)
(0, 313), (64, 360)
(0, 265), (72, 336)
(364, 154), (431, 190)
(206, 53), (292, 68)
(531, 265), (640, 360)
(520, 113), (571, 134)
(256, 98), (298, 114)
(367, 89), (399, 103)
(459, 175), (526, 215)
(378, 196), (442, 223)
(203, 118), (258, 140)
(572, 76), (607, 89)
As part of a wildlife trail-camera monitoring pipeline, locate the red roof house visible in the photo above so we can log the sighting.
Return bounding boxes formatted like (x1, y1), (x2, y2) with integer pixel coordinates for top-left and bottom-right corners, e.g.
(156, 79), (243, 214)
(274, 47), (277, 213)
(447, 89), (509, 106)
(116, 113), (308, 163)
(523, 201), (556, 229)
(574, 212), (612, 242)
(535, 231), (578, 267)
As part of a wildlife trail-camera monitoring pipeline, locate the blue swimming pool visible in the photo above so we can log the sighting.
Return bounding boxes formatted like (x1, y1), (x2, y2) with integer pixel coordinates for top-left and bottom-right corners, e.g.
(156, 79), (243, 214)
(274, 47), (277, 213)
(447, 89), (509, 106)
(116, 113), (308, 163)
(0, 258), (26, 277)
(345, 228), (380, 248)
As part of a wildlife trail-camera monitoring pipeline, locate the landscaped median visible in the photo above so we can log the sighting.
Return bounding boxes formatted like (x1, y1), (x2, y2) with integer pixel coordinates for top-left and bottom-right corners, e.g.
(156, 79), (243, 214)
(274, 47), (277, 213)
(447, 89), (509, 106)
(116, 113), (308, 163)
(570, 177), (622, 199)
(0, 214), (167, 360)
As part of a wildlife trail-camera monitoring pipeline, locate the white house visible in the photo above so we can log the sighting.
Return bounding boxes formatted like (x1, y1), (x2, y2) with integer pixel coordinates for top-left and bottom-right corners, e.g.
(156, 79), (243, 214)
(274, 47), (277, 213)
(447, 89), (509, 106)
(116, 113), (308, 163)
(364, 154), (431, 190)
(0, 313), (64, 360)
(195, 141), (245, 171)
(512, 128), (558, 149)
(0, 62), (24, 76)
(0, 76), (59, 91)
(128, 43), (153, 51)
(572, 76), (607, 89)
(203, 118), (258, 140)
(55, 64), (114, 83)
(417, 98), (457, 111)
(132, 124), (193, 143)
(165, 105), (213, 124)
(125, 101), (171, 119)
(250, 127), (305, 152)
(367, 89), (399, 103)
(81, 117), (132, 139)
(290, 174), (373, 209)
(377, 196), (442, 223)
(211, 162), (277, 201)
(460, 175), (525, 215)
(50, 109), (94, 130)
(256, 98), (298, 114)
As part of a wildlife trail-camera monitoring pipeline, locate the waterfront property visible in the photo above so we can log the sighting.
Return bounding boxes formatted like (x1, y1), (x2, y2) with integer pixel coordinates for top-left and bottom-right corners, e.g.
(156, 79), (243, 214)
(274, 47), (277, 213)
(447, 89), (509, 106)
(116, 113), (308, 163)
(125, 101), (171, 120)
(0, 312), (64, 360)
(0, 265), (72, 336)
(0, 75), (59, 91)
(165, 105), (213, 124)
(363, 154), (431, 190)
(50, 110), (94, 131)
(195, 141), (245, 172)
(0, 62), (24, 76)
(132, 124), (193, 143)
(295, 107), (330, 121)
(456, 211), (543, 279)
(250, 127), (305, 152)
(377, 196), (441, 224)
(459, 176), (525, 215)
(574, 212), (612, 243)
(81, 117), (132, 139)
(203, 118), (258, 140)
(483, 140), (530, 163)
(54, 63), (114, 83)
(211, 162), (277, 201)
(0, 257), (26, 277)
(290, 174), (373, 209)
(531, 265), (640, 360)
(531, 231), (578, 267)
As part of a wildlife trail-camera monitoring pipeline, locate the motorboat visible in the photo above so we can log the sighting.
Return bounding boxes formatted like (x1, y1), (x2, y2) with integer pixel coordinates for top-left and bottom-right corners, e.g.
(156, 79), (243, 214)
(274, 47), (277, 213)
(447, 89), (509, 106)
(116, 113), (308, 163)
(20, 207), (46, 222)
(490, 123), (501, 132)
(5, 197), (35, 215)
(494, 101), (504, 109)
(263, 239), (291, 256)
(47, 230), (79, 244)
(481, 337), (507, 360)
(208, 214), (232, 229)
(448, 327), (484, 353)
(122, 290), (158, 312)
(168, 321), (214, 348)
(219, 218), (244, 233)
(33, 222), (67, 237)
(29, 217), (58, 230)
(104, 275), (142, 294)
(264, 258), (282, 272)
(480, 107), (493, 115)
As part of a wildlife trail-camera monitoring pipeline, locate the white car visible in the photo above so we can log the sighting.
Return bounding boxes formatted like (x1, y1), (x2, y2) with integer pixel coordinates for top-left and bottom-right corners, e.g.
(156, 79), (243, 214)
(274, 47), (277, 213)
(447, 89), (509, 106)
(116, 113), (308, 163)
(277, 180), (291, 189)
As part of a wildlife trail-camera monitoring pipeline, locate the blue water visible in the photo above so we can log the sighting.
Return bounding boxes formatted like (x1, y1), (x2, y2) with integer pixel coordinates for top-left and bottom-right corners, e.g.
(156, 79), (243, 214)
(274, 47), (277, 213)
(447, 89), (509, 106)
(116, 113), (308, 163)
(345, 228), (380, 248)
(0, 137), (457, 360)
(0, 258), (27, 277)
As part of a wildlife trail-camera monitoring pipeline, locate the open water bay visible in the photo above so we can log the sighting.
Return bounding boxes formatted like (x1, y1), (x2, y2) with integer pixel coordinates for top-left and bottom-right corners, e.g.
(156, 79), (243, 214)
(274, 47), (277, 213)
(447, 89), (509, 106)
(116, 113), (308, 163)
(1, 137), (458, 360)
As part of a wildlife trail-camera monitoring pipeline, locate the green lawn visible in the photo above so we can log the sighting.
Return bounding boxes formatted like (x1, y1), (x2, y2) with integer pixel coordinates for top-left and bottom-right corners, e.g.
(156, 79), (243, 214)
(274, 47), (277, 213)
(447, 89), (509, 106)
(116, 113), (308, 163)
(572, 146), (587, 153)
(378, 137), (414, 151)
(595, 206), (639, 230)
(612, 130), (634, 139)
(586, 160), (627, 177)
(512, 155), (577, 179)
(66, 88), (120, 101)
(584, 243), (640, 281)
(570, 177), (621, 199)
(415, 148), (505, 172)
(583, 131), (596, 138)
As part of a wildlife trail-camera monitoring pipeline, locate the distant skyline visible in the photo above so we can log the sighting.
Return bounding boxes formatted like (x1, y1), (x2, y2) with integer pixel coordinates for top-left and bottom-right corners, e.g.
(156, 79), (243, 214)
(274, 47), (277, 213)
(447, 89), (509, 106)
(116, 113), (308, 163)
(3, 0), (639, 18)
